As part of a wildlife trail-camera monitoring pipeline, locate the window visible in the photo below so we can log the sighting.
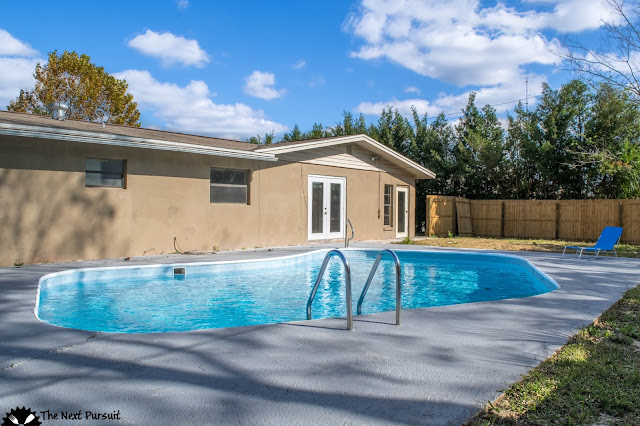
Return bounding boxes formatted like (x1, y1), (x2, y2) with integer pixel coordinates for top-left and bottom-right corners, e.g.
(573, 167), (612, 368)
(85, 158), (125, 188)
(384, 184), (393, 226)
(210, 168), (248, 204)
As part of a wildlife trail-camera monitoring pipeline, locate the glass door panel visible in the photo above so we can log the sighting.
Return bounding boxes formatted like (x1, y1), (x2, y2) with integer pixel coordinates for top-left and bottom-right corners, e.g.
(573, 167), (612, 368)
(311, 182), (324, 234)
(329, 183), (341, 233)
(396, 187), (408, 238)
(308, 176), (345, 240)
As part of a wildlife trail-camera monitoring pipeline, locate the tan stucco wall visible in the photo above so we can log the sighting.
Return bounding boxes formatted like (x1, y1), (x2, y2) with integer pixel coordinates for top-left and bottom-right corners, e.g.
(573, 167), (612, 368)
(0, 135), (416, 266)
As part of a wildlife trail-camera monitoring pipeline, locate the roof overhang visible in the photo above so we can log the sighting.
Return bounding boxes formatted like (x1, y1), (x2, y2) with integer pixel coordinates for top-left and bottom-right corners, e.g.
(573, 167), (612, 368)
(256, 135), (435, 179)
(0, 122), (278, 162)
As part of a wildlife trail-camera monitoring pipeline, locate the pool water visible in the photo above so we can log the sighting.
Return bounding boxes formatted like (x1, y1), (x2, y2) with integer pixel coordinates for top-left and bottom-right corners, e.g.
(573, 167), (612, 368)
(36, 249), (558, 333)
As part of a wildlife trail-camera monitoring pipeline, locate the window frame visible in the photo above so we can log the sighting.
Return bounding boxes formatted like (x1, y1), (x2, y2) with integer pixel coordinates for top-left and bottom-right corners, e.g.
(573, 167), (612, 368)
(209, 167), (250, 205)
(85, 158), (126, 188)
(384, 184), (393, 227)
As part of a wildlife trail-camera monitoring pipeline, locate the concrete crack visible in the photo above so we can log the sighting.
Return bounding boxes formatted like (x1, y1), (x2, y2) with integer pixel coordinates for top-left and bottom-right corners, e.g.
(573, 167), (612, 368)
(2, 332), (100, 370)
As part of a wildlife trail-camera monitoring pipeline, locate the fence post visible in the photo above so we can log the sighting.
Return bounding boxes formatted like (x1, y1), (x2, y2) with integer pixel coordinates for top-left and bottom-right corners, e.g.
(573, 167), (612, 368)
(426, 197), (431, 236)
(453, 198), (458, 236)
(500, 201), (505, 238)
(619, 202), (623, 228)
(555, 202), (560, 240)
(619, 202), (624, 243)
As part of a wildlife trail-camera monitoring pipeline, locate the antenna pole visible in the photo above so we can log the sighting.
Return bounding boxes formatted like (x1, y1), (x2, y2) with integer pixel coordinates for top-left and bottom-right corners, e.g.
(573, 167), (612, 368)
(525, 76), (529, 112)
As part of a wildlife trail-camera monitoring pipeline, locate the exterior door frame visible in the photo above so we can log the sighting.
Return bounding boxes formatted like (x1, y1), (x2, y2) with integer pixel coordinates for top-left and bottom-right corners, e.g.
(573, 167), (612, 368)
(308, 175), (346, 240)
(395, 186), (409, 238)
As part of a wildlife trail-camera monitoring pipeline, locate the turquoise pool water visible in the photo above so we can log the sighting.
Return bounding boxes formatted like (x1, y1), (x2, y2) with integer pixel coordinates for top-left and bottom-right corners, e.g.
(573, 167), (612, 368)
(36, 249), (558, 333)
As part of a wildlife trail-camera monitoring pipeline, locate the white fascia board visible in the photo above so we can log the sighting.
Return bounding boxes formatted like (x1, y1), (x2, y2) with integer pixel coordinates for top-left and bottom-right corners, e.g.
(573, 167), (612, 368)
(358, 135), (436, 179)
(256, 135), (362, 153)
(256, 134), (436, 179)
(0, 123), (278, 162)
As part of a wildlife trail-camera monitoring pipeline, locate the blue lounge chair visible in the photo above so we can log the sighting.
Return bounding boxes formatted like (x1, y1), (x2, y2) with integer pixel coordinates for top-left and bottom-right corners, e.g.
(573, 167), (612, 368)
(563, 226), (623, 258)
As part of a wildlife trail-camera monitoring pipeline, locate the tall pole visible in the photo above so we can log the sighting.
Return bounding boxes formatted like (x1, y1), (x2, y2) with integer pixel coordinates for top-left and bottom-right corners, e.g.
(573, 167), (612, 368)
(525, 76), (529, 112)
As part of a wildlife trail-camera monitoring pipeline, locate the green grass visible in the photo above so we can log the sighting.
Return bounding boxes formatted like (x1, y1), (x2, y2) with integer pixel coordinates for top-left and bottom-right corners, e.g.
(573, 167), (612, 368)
(611, 244), (640, 258)
(468, 285), (640, 425)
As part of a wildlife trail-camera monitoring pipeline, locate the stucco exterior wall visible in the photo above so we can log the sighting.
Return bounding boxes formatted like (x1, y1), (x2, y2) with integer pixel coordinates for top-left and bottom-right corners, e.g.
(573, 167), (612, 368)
(0, 135), (416, 266)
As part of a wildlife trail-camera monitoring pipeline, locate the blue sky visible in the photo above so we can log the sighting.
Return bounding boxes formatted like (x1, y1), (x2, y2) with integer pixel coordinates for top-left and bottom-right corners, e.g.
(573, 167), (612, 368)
(0, 0), (626, 139)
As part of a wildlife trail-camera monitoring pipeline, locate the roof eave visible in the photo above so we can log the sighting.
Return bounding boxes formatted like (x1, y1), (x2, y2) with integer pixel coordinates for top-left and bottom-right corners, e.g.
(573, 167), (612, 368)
(0, 122), (277, 162)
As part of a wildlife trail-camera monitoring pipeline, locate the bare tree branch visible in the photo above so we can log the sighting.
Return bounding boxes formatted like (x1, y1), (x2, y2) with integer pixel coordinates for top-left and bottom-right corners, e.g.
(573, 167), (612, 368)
(558, 0), (640, 101)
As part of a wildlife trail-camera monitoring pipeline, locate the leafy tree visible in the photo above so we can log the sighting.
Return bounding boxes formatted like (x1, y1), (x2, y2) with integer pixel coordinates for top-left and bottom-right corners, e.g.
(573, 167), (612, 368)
(263, 132), (275, 145)
(584, 84), (640, 198)
(375, 107), (417, 158)
(534, 80), (592, 198)
(332, 111), (368, 136)
(476, 104), (507, 197)
(505, 102), (542, 198)
(247, 131), (275, 145)
(8, 51), (140, 126)
(453, 93), (507, 198)
(413, 110), (456, 231)
(282, 124), (303, 141)
(301, 123), (331, 139)
(559, 0), (640, 198)
(452, 94), (480, 197)
(413, 110), (454, 196)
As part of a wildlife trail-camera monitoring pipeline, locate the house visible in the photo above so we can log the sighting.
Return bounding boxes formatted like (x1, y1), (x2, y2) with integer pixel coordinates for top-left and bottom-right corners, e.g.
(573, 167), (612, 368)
(0, 109), (434, 266)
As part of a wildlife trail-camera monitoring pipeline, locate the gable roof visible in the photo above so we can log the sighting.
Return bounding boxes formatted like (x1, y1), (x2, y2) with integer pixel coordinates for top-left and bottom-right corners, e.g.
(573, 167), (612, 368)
(0, 110), (435, 178)
(256, 135), (435, 179)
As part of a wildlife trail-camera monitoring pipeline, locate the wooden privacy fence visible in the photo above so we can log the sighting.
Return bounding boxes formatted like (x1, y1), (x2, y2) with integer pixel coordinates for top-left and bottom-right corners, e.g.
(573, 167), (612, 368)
(426, 196), (640, 244)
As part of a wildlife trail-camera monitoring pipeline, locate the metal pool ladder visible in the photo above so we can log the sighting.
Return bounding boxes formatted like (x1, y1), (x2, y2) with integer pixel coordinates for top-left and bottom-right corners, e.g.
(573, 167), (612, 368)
(306, 249), (353, 330)
(357, 249), (402, 326)
(345, 219), (354, 248)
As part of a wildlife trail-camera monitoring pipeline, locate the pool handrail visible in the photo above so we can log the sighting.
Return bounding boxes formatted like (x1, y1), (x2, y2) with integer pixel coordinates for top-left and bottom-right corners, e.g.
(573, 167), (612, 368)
(306, 249), (353, 331)
(345, 219), (354, 248)
(357, 249), (401, 326)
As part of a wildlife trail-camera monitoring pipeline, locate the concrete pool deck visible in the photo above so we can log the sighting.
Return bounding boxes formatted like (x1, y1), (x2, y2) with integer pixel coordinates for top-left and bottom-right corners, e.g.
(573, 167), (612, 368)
(1, 243), (639, 425)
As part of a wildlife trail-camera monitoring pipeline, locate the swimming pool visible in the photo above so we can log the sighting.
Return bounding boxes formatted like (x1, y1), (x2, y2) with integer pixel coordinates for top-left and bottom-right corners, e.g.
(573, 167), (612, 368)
(36, 249), (558, 333)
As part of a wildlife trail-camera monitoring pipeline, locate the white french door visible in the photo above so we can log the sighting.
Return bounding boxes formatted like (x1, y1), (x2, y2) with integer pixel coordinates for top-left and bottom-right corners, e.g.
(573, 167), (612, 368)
(395, 187), (409, 238)
(308, 175), (346, 240)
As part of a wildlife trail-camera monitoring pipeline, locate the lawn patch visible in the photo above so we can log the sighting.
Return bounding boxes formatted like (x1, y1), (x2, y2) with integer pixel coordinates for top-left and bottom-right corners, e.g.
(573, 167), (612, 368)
(468, 285), (640, 425)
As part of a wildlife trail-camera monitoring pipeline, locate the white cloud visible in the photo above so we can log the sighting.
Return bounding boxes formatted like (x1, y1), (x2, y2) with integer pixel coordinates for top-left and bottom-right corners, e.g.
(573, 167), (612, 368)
(355, 72), (546, 119)
(0, 29), (38, 56)
(481, 0), (624, 34)
(0, 29), (41, 108)
(404, 86), (420, 94)
(356, 98), (440, 117)
(308, 75), (326, 88)
(115, 70), (287, 139)
(0, 57), (41, 108)
(345, 0), (614, 87)
(292, 59), (306, 70)
(128, 30), (209, 68)
(243, 71), (285, 100)
(176, 0), (189, 9)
